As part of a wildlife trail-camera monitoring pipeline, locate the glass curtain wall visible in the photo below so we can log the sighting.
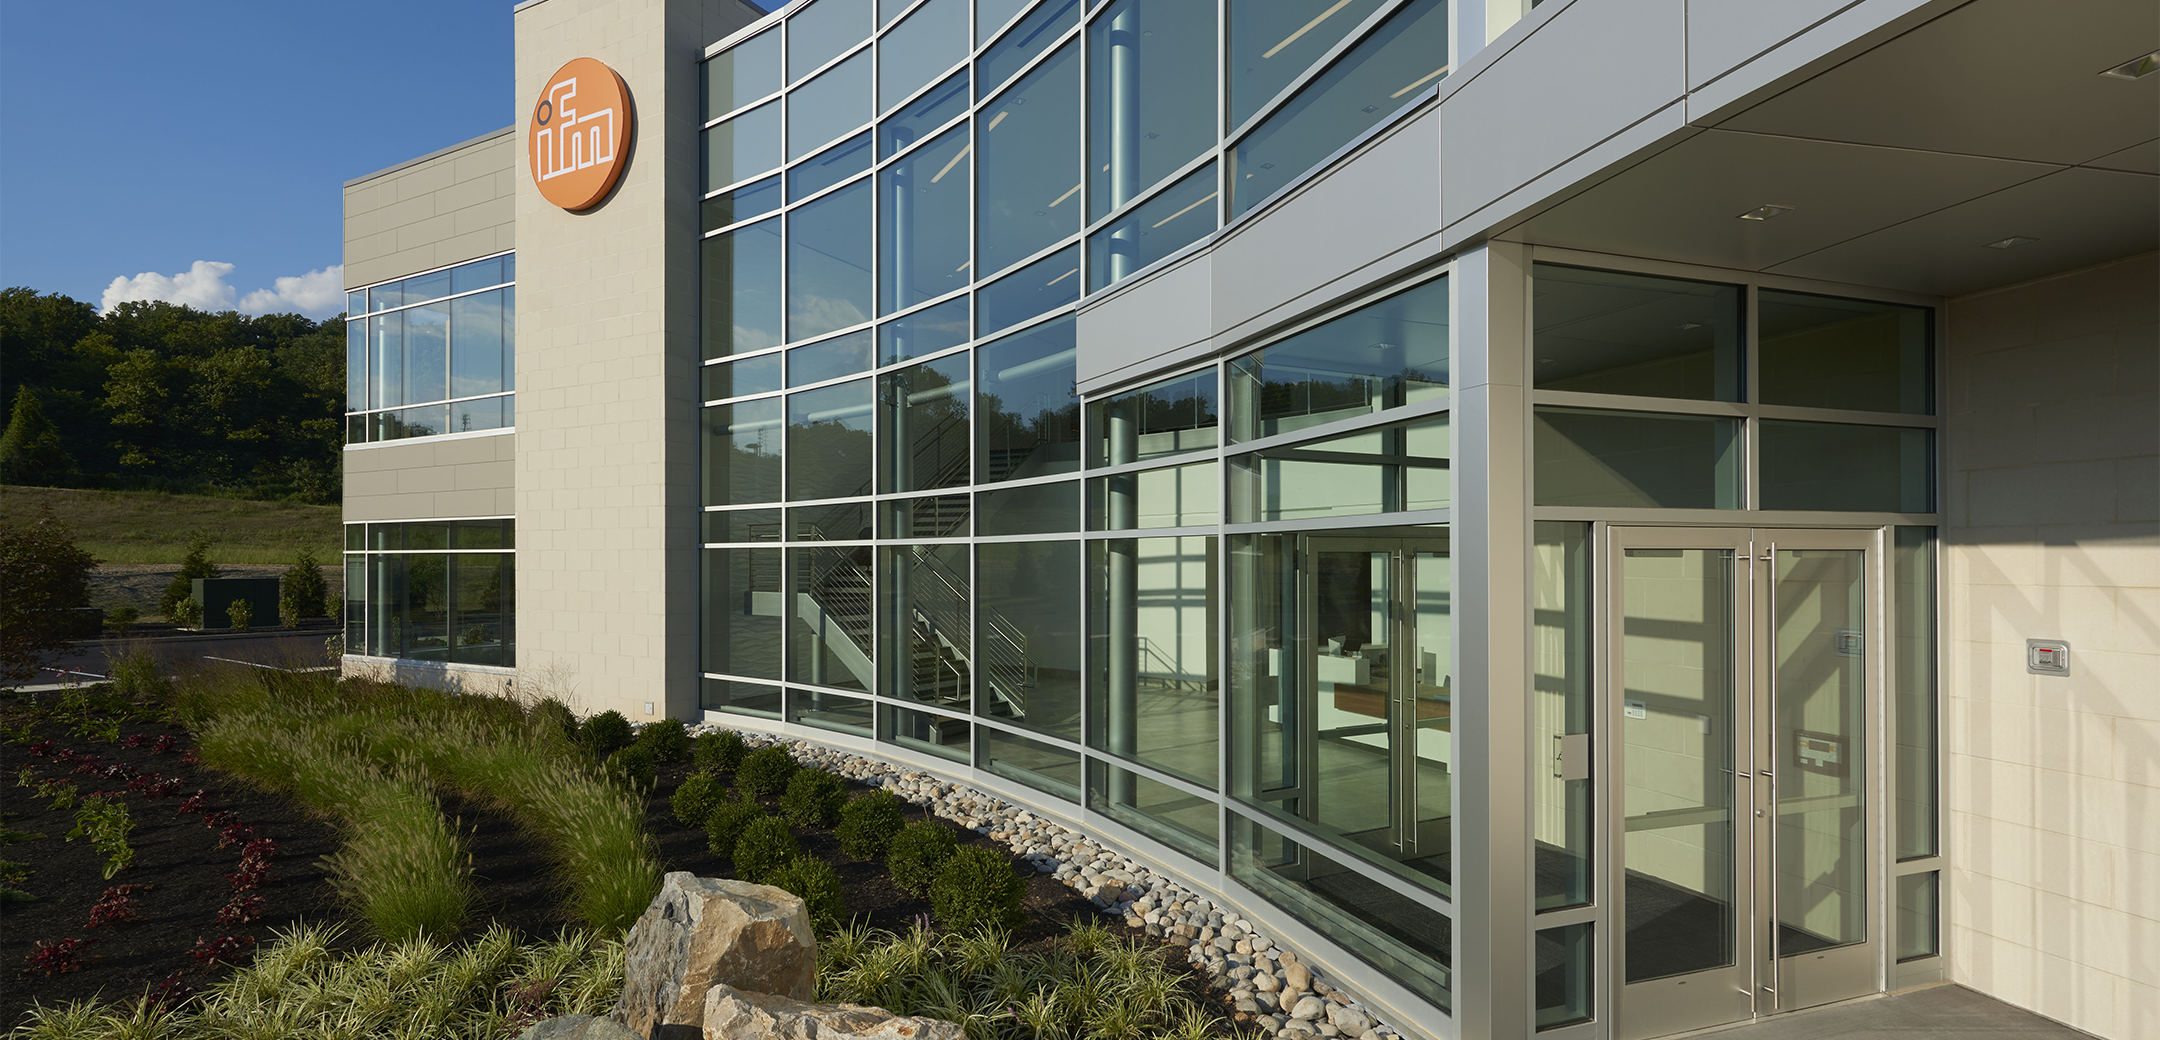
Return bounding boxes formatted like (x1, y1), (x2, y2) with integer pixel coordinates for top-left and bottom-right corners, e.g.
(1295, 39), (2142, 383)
(346, 253), (515, 443)
(342, 520), (515, 666)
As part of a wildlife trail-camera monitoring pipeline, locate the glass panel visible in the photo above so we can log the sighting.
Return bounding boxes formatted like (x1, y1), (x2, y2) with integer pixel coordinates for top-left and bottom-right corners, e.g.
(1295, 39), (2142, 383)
(705, 547), (782, 679)
(348, 413), (370, 445)
(790, 543), (876, 691)
(1229, 0), (1447, 218)
(879, 0), (912, 26)
(789, 330), (875, 386)
(1228, 815), (1453, 1004)
(1533, 408), (1741, 509)
(1227, 416), (1448, 523)
(704, 352), (783, 402)
(1087, 461), (1217, 530)
(704, 216), (785, 359)
(705, 508), (783, 543)
(406, 524), (450, 551)
(383, 404), (450, 440)
(704, 175), (783, 232)
(1086, 368), (1217, 467)
(403, 270), (450, 306)
(347, 290), (367, 316)
(791, 500), (872, 541)
(1621, 547), (1737, 983)
(344, 555), (365, 650)
(1893, 527), (1938, 860)
(977, 0), (1031, 43)
(706, 29), (781, 119)
(977, 314), (1080, 481)
(880, 296), (971, 367)
(1760, 290), (1933, 415)
(1774, 548), (1867, 956)
(1087, 0), (1217, 221)
(976, 42), (1080, 278)
(1531, 264), (1744, 402)
(789, 50), (872, 161)
(786, 378), (874, 500)
(788, 179), (874, 340)
(449, 397), (506, 435)
(1534, 923), (1594, 1030)
(501, 288), (515, 392)
(703, 678), (783, 718)
(705, 398), (785, 506)
(1088, 760), (1218, 861)
(371, 311), (404, 408)
(1226, 276), (1448, 442)
(1227, 0), (1390, 130)
(371, 282), (401, 312)
(1088, 535), (1216, 784)
(976, 480), (1077, 535)
(881, 542), (972, 710)
(1759, 422), (1933, 513)
(879, 124), (972, 315)
(1533, 522), (1594, 912)
(978, 540), (1082, 741)
(1088, 160), (1218, 289)
(880, 352), (971, 492)
(450, 256), (503, 294)
(450, 289), (505, 399)
(979, 0), (1079, 94)
(880, 0), (966, 110)
(346, 319), (367, 411)
(405, 303), (449, 405)
(789, 0), (871, 82)
(880, 494), (968, 539)
(880, 68), (969, 158)
(345, 525), (366, 552)
(1895, 871), (1939, 962)
(447, 554), (512, 667)
(789, 688), (874, 734)
(977, 246), (1082, 336)
(705, 101), (783, 191)
(886, 703), (970, 762)
(976, 726), (1081, 801)
(401, 554), (450, 660)
(789, 131), (872, 200)
(451, 519), (508, 550)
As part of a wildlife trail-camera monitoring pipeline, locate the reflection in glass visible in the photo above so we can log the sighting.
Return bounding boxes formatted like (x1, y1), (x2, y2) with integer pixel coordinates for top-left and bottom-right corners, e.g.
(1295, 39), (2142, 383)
(1533, 522), (1594, 911)
(789, 132), (872, 200)
(789, 0), (871, 82)
(1227, 416), (1447, 523)
(880, 125), (972, 315)
(879, 352), (971, 492)
(1896, 871), (1939, 962)
(788, 688), (874, 734)
(880, 0), (967, 110)
(704, 508), (782, 543)
(976, 43), (1080, 278)
(1089, 160), (1218, 289)
(705, 547), (781, 679)
(1088, 461), (1216, 530)
(1227, 0), (1390, 129)
(880, 296), (970, 366)
(703, 678), (783, 718)
(1760, 290), (1932, 415)
(703, 216), (784, 358)
(450, 255), (505, 294)
(979, 0), (1078, 92)
(1087, 368), (1217, 467)
(380, 405), (450, 441)
(705, 102), (782, 191)
(1535, 923), (1594, 1029)
(1088, 536), (1216, 784)
(1759, 422), (1933, 513)
(1894, 528), (1938, 861)
(1531, 264), (1744, 402)
(1774, 548), (1868, 956)
(1087, 0), (1217, 221)
(880, 68), (969, 158)
(977, 246), (1081, 336)
(977, 726), (1081, 801)
(789, 542), (875, 692)
(978, 540), (1082, 742)
(788, 50), (872, 161)
(1533, 408), (1741, 509)
(705, 176), (783, 232)
(1227, 277), (1448, 441)
(976, 480), (1078, 534)
(788, 331), (874, 387)
(887, 703), (969, 761)
(1228, 815), (1453, 1004)
(1230, 0), (1447, 218)
(450, 289), (506, 398)
(789, 180), (873, 341)
(881, 494), (969, 539)
(404, 270), (450, 306)
(705, 29), (781, 119)
(1088, 760), (1217, 861)
(406, 304), (449, 405)
(704, 352), (782, 402)
(978, 315), (1079, 482)
(450, 397), (507, 435)
(704, 398), (783, 506)
(881, 542), (971, 710)
(346, 319), (367, 410)
(791, 500), (871, 542)
(786, 378), (873, 501)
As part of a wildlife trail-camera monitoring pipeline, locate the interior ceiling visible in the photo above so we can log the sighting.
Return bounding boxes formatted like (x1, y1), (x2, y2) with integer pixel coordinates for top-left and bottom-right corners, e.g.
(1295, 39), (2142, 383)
(1514, 0), (2159, 298)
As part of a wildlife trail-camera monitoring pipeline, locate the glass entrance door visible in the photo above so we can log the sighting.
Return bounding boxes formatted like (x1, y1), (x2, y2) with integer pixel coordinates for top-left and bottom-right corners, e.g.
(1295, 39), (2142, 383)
(1611, 528), (1880, 1040)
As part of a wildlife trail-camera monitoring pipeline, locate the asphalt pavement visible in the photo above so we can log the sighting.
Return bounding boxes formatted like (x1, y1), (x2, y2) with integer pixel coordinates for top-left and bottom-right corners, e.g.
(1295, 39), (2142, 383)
(7, 626), (341, 692)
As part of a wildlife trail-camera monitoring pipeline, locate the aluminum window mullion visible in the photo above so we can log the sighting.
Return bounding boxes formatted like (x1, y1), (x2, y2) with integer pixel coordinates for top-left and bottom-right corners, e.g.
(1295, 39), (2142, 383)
(1221, 800), (1456, 918)
(1220, 0), (1416, 151)
(1080, 148), (1221, 238)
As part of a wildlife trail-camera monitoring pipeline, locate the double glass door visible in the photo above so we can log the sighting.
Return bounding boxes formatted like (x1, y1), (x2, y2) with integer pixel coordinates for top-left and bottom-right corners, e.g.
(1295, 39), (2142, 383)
(1611, 527), (1879, 1040)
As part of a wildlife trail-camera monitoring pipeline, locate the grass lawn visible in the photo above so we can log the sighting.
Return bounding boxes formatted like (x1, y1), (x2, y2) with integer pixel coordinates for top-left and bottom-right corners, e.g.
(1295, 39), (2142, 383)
(1, 486), (340, 565)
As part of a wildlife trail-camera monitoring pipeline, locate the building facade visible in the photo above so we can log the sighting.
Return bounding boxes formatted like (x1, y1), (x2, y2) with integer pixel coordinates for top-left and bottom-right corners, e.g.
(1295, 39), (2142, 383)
(342, 1), (2159, 1037)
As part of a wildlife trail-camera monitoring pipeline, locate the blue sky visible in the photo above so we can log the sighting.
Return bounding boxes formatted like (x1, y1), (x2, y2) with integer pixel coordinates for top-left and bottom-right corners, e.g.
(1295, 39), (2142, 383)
(0, 2), (520, 319)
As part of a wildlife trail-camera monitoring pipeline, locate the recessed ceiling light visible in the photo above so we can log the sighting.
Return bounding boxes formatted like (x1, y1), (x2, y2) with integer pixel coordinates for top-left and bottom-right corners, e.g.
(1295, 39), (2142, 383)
(1985, 236), (2040, 250)
(1738, 204), (1794, 221)
(2100, 50), (2160, 80)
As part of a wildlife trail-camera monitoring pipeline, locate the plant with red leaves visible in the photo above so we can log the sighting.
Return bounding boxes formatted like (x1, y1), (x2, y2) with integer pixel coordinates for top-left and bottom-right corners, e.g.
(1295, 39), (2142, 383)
(175, 791), (207, 815)
(127, 771), (163, 795)
(144, 776), (181, 798)
(216, 822), (258, 850)
(225, 864), (277, 891)
(201, 809), (239, 831)
(144, 974), (196, 1009)
(51, 746), (82, 763)
(180, 749), (202, 765)
(237, 837), (279, 870)
(150, 735), (177, 754)
(69, 759), (104, 776)
(84, 885), (145, 928)
(214, 893), (265, 925)
(186, 933), (254, 971)
(20, 937), (94, 975)
(26, 739), (54, 757)
(101, 762), (136, 782)
(122, 733), (151, 749)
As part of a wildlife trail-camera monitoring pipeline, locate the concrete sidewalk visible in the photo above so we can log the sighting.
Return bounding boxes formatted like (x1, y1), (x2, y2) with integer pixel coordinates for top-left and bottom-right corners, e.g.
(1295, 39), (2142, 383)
(1687, 985), (2097, 1040)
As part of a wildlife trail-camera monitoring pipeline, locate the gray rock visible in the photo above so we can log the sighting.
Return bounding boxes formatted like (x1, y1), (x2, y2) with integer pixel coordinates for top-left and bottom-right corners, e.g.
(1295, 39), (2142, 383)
(612, 874), (817, 1040)
(1254, 971), (1282, 993)
(519, 1016), (642, 1040)
(1329, 1006), (1374, 1034)
(1284, 961), (1313, 992)
(1290, 996), (1327, 1022)
(1255, 991), (1281, 1012)
(702, 983), (966, 1040)
(1317, 1024), (1340, 1037)
(1237, 999), (1262, 1014)
(1258, 1015), (1286, 1033)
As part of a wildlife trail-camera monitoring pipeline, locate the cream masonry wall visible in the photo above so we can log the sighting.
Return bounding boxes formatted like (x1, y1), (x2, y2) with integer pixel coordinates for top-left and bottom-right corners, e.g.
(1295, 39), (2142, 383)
(1943, 251), (2160, 1040)
(512, 0), (758, 720)
(344, 129), (517, 292)
(344, 434), (516, 523)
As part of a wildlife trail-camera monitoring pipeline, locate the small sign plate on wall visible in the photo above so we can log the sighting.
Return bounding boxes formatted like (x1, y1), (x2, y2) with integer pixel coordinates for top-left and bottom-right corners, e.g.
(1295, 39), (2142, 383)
(2026, 639), (2070, 676)
(1624, 699), (1647, 720)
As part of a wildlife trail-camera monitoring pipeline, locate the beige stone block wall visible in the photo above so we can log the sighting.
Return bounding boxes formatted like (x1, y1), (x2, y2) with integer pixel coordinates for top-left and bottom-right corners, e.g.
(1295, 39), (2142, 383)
(1943, 251), (2159, 1040)
(344, 431), (517, 522)
(345, 130), (517, 289)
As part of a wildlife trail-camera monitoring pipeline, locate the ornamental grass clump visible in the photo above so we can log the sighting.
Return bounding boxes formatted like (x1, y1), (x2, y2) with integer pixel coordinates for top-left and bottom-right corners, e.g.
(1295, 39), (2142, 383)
(705, 797), (767, 859)
(735, 745), (799, 799)
(764, 855), (845, 932)
(886, 819), (958, 897)
(780, 768), (847, 828)
(671, 772), (725, 829)
(731, 815), (798, 884)
(835, 789), (906, 859)
(694, 729), (746, 775)
(930, 846), (1026, 935)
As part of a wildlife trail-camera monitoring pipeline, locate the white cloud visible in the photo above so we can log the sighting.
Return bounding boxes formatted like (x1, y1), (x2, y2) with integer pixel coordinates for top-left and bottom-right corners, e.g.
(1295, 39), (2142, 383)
(99, 261), (346, 318)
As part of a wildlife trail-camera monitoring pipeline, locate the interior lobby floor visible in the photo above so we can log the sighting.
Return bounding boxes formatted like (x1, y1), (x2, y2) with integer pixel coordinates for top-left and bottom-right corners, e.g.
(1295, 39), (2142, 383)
(1685, 984), (2096, 1040)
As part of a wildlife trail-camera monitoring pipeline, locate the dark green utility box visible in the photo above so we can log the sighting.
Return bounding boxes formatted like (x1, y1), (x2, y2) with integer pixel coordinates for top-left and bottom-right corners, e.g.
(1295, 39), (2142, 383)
(194, 578), (281, 629)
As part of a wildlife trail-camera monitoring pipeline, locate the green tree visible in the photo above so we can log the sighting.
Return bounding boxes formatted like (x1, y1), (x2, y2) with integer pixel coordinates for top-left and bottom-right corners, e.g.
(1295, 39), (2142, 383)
(0, 506), (100, 683)
(281, 547), (329, 622)
(0, 386), (76, 485)
(160, 534), (220, 620)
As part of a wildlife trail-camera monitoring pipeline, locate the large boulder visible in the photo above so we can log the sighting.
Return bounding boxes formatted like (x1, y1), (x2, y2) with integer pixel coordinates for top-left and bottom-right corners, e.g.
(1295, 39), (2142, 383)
(702, 983), (967, 1040)
(613, 873), (818, 1040)
(520, 1016), (643, 1040)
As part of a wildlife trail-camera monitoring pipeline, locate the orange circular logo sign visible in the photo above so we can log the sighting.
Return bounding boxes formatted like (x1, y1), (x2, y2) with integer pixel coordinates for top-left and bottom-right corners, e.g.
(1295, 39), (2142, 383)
(529, 57), (634, 211)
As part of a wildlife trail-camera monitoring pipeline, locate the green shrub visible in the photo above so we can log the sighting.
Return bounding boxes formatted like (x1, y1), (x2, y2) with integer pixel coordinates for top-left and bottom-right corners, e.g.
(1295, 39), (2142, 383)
(705, 798), (767, 859)
(581, 710), (633, 757)
(106, 604), (139, 636)
(634, 717), (690, 763)
(735, 746), (799, 800)
(929, 845), (1025, 935)
(158, 534), (219, 621)
(671, 772), (725, 829)
(694, 729), (746, 775)
(281, 547), (329, 622)
(530, 698), (579, 746)
(106, 647), (169, 698)
(886, 820), (958, 897)
(605, 744), (656, 791)
(835, 790), (906, 860)
(780, 769), (847, 828)
(765, 855), (845, 932)
(732, 816), (799, 883)
(228, 598), (255, 631)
